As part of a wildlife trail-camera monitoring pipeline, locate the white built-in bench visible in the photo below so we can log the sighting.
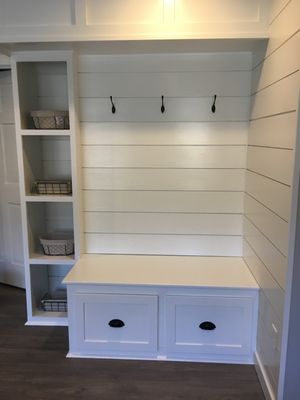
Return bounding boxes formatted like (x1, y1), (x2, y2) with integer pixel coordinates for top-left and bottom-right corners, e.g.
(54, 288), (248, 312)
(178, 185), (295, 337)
(64, 255), (259, 364)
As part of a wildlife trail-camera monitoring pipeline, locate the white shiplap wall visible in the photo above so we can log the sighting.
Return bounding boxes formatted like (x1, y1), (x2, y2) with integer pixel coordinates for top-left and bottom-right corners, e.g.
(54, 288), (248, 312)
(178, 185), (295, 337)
(244, 0), (300, 396)
(78, 53), (251, 256)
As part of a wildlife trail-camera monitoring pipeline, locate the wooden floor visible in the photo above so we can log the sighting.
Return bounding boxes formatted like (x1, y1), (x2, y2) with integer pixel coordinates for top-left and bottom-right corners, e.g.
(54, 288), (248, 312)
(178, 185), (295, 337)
(0, 284), (265, 400)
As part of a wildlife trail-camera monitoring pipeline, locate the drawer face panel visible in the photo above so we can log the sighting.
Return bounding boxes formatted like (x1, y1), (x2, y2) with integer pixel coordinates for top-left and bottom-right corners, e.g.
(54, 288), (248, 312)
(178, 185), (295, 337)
(166, 295), (253, 356)
(75, 293), (158, 353)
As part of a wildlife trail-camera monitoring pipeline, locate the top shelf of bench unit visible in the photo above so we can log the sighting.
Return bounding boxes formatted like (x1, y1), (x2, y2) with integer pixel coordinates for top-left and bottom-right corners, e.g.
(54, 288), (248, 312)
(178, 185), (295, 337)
(63, 254), (259, 289)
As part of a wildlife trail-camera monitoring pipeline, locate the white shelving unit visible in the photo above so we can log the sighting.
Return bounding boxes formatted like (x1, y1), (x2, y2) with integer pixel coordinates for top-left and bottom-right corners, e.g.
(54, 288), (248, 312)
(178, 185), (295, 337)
(11, 51), (81, 326)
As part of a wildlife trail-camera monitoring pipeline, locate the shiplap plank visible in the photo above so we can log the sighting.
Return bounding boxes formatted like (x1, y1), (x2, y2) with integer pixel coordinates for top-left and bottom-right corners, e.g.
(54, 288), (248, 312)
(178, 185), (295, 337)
(83, 168), (245, 191)
(43, 161), (71, 180)
(258, 296), (283, 390)
(258, 292), (283, 359)
(44, 203), (73, 232)
(268, 0), (300, 56)
(48, 277), (67, 291)
(47, 265), (72, 276)
(269, 0), (291, 23)
(251, 61), (262, 95)
(83, 190), (244, 213)
(37, 74), (68, 98)
(48, 265), (72, 291)
(80, 122), (248, 145)
(248, 112), (297, 149)
(259, 292), (282, 340)
(41, 137), (71, 161)
(35, 63), (68, 111)
(244, 217), (287, 289)
(78, 53), (252, 73)
(80, 97), (250, 122)
(245, 195), (289, 256)
(79, 71), (251, 98)
(38, 96), (69, 111)
(45, 202), (73, 219)
(84, 212), (243, 235)
(85, 233), (242, 256)
(247, 146), (293, 186)
(247, 146), (293, 185)
(251, 43), (268, 70)
(257, 311), (281, 393)
(251, 72), (299, 120)
(246, 171), (291, 222)
(82, 145), (246, 169)
(35, 62), (67, 75)
(252, 32), (300, 94)
(46, 217), (73, 232)
(243, 239), (285, 320)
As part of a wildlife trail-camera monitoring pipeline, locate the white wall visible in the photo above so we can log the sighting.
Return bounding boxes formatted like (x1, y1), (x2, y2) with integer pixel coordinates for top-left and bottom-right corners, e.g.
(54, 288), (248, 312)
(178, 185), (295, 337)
(78, 53), (251, 256)
(244, 0), (300, 397)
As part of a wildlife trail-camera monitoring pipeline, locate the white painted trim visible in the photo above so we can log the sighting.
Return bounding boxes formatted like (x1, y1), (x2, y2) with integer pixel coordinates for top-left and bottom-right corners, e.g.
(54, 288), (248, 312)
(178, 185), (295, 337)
(25, 319), (68, 327)
(0, 0), (270, 45)
(254, 352), (277, 400)
(66, 352), (254, 364)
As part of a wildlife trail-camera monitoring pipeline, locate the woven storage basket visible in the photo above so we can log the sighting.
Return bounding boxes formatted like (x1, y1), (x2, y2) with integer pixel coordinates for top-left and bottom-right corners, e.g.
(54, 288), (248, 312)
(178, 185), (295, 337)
(30, 110), (69, 129)
(39, 233), (74, 256)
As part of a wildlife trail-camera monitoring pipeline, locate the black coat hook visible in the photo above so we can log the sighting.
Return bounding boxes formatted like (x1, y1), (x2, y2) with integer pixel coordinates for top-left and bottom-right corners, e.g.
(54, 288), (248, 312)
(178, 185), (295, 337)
(110, 96), (116, 114)
(211, 94), (217, 113)
(161, 95), (165, 114)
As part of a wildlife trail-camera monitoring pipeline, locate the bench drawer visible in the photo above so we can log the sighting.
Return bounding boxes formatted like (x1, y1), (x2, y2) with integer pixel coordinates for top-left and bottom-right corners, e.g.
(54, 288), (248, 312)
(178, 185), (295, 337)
(73, 293), (158, 354)
(165, 295), (254, 357)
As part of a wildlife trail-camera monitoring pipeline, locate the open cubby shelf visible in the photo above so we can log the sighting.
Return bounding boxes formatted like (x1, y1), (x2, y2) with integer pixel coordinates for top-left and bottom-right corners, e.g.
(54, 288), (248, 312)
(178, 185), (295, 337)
(28, 263), (72, 325)
(16, 61), (69, 130)
(22, 135), (72, 197)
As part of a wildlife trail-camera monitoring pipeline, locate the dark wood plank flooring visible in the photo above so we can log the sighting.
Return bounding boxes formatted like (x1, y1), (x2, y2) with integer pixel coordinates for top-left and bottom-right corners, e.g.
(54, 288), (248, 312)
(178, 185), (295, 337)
(0, 284), (265, 400)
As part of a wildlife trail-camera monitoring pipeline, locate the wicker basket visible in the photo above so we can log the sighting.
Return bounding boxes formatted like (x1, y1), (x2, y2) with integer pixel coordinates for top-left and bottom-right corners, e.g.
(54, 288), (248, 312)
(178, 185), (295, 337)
(39, 233), (74, 256)
(33, 180), (72, 195)
(30, 110), (69, 129)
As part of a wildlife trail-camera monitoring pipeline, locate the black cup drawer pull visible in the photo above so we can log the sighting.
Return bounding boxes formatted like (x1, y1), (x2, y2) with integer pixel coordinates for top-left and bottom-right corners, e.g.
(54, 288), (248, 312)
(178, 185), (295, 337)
(108, 319), (125, 328)
(199, 321), (216, 331)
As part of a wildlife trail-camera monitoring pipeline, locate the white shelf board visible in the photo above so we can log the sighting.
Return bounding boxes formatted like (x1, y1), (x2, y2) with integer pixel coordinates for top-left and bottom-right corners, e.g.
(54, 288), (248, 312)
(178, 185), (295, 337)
(20, 129), (70, 136)
(25, 195), (73, 203)
(27, 312), (68, 326)
(29, 253), (75, 265)
(64, 254), (259, 289)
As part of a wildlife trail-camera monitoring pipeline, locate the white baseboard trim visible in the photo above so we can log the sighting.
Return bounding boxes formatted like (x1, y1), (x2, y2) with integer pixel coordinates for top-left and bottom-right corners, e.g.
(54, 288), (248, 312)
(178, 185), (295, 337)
(254, 352), (276, 400)
(66, 351), (253, 364)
